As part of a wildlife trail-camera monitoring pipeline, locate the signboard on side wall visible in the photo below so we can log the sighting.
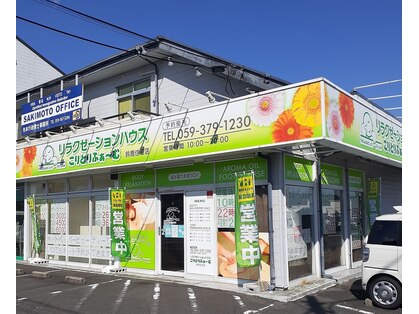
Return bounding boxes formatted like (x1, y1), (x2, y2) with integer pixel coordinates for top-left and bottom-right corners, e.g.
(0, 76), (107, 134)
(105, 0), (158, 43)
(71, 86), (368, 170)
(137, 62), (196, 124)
(21, 85), (83, 135)
(366, 177), (381, 230)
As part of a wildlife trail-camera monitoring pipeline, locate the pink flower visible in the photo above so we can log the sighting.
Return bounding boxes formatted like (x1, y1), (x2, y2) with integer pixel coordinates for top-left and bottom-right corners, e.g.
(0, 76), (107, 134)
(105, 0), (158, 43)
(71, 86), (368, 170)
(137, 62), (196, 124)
(247, 93), (284, 126)
(327, 101), (344, 141)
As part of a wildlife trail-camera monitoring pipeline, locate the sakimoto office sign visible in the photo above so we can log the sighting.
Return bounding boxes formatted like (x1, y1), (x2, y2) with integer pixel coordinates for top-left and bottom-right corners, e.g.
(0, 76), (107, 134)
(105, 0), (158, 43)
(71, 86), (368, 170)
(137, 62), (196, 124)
(21, 85), (83, 136)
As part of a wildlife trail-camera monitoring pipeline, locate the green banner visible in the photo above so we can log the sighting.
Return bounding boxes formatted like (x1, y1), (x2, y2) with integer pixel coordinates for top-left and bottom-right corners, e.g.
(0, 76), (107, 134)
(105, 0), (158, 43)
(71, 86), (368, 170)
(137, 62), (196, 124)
(234, 171), (261, 268)
(367, 178), (381, 229)
(110, 188), (130, 260)
(348, 169), (364, 189)
(321, 163), (343, 186)
(156, 163), (213, 187)
(215, 158), (268, 183)
(28, 196), (41, 256)
(120, 170), (155, 190)
(284, 155), (313, 182)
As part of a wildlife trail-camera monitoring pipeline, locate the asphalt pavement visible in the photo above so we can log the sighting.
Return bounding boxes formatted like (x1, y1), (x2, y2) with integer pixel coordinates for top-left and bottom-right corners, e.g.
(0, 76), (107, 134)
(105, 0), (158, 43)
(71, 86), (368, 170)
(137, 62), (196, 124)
(16, 261), (402, 313)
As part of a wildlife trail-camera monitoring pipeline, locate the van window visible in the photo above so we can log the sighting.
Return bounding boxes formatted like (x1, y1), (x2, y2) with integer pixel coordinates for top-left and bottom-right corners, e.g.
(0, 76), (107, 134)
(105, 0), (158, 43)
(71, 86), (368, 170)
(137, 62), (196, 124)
(368, 220), (402, 246)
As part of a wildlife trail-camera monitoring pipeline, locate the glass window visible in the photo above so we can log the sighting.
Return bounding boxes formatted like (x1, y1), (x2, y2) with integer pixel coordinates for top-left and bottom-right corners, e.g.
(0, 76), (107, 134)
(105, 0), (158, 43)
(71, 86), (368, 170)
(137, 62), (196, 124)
(216, 185), (270, 281)
(118, 83), (132, 96)
(117, 80), (151, 117)
(350, 191), (363, 262)
(34, 182), (46, 195)
(286, 185), (314, 281)
(134, 80), (149, 91)
(68, 176), (89, 192)
(16, 184), (25, 258)
(368, 220), (401, 246)
(47, 199), (67, 261)
(68, 197), (89, 263)
(322, 188), (345, 269)
(91, 196), (111, 265)
(35, 198), (47, 259)
(48, 179), (66, 193)
(134, 93), (151, 112)
(118, 97), (131, 114)
(92, 173), (114, 190)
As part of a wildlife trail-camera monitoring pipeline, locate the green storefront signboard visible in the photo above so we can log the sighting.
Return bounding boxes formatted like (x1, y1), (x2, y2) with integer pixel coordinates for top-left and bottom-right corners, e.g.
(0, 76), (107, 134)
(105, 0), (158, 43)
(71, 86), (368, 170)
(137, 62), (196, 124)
(348, 169), (364, 189)
(120, 170), (155, 190)
(284, 155), (313, 182)
(321, 164), (343, 186)
(156, 163), (213, 187)
(17, 82), (324, 179)
(215, 157), (267, 183)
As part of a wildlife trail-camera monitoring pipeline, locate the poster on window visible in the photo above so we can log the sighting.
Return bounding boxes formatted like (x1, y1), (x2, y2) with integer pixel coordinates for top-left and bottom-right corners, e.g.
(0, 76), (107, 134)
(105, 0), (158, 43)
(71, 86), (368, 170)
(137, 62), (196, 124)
(50, 201), (66, 234)
(95, 199), (110, 227)
(216, 187), (235, 228)
(186, 191), (215, 275)
(286, 209), (308, 261)
(123, 192), (156, 270)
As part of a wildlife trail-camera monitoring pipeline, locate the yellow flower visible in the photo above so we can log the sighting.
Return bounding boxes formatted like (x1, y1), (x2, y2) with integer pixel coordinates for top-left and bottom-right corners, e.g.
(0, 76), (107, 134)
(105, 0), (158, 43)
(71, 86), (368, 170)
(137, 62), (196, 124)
(291, 82), (328, 127)
(21, 160), (33, 177)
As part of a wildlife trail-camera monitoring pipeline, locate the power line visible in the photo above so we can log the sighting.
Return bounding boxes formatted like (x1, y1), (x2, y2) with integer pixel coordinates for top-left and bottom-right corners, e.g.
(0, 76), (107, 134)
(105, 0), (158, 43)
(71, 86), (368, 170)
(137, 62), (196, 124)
(17, 16), (129, 52)
(34, 0), (154, 42)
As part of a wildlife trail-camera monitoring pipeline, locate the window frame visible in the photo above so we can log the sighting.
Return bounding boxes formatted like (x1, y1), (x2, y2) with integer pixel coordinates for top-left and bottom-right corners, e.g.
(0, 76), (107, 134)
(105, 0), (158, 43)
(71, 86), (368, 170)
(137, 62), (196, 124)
(116, 79), (151, 115)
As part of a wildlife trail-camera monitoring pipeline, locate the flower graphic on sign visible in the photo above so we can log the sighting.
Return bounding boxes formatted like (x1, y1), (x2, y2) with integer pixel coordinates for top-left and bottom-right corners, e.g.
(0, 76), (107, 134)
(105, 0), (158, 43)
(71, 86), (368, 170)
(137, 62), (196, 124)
(327, 100), (344, 141)
(338, 92), (355, 128)
(16, 150), (23, 174)
(19, 146), (37, 177)
(272, 110), (313, 142)
(246, 93), (284, 126)
(291, 82), (326, 127)
(23, 146), (37, 164)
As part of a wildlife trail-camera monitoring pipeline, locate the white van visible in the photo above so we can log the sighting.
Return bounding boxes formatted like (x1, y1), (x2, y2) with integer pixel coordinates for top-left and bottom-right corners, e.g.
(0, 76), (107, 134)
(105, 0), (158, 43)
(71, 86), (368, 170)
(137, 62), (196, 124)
(361, 206), (402, 310)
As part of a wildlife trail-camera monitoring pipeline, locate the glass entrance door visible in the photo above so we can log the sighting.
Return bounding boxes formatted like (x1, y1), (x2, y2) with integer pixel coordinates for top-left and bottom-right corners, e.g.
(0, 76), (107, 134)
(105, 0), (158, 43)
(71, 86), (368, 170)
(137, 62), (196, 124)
(349, 191), (363, 262)
(322, 189), (345, 269)
(160, 194), (184, 272)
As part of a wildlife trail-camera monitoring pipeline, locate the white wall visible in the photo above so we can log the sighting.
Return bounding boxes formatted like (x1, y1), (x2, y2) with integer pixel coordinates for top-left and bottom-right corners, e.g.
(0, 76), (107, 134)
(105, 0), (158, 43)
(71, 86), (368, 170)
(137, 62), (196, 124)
(16, 39), (63, 94)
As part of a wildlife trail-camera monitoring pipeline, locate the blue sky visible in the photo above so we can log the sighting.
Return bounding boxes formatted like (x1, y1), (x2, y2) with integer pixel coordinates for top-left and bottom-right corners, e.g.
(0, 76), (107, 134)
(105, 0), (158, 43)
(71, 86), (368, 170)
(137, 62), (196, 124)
(16, 0), (403, 116)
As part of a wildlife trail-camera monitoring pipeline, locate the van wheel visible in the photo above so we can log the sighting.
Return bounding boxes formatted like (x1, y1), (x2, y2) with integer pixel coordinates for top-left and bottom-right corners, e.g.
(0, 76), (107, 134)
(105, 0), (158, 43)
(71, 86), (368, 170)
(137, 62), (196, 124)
(368, 276), (402, 309)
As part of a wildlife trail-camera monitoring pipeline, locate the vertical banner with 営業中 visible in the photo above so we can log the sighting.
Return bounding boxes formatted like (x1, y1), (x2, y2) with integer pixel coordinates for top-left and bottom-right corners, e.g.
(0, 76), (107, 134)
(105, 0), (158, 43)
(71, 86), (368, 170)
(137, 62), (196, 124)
(110, 188), (130, 261)
(235, 171), (261, 268)
(28, 195), (42, 257)
(367, 178), (381, 230)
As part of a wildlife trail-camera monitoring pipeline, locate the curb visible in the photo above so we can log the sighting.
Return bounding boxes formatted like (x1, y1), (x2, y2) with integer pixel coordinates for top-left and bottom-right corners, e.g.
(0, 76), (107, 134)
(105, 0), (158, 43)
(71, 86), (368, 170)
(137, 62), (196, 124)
(65, 276), (86, 284)
(32, 271), (51, 279)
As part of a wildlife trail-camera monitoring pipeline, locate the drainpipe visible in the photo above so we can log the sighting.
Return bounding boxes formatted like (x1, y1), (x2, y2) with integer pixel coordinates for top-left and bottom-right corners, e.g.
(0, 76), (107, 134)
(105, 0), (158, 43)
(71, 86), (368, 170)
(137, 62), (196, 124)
(139, 55), (159, 114)
(257, 152), (276, 291)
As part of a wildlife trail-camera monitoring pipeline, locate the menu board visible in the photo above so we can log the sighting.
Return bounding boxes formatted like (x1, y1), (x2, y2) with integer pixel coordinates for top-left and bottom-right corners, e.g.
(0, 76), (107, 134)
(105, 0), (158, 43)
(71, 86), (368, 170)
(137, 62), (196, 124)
(186, 191), (215, 275)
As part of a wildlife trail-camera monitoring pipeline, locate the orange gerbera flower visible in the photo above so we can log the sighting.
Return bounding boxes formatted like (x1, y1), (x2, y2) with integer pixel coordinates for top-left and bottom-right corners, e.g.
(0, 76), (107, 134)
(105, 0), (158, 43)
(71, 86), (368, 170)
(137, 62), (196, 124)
(272, 110), (313, 142)
(338, 93), (355, 128)
(21, 161), (33, 177)
(23, 146), (37, 164)
(292, 82), (327, 127)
